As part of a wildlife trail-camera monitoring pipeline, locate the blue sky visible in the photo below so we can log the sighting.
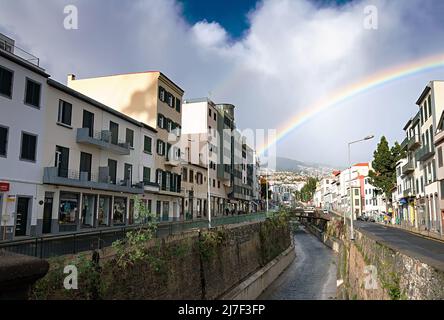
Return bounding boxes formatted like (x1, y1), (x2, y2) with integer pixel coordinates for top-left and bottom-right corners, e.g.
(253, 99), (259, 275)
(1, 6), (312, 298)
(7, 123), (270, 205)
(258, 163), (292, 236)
(181, 0), (354, 39)
(181, 0), (259, 39)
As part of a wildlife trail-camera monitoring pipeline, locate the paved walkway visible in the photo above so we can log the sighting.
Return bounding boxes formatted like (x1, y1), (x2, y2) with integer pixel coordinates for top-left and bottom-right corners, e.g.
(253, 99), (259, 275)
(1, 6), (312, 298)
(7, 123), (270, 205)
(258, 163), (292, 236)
(355, 221), (444, 271)
(258, 226), (337, 300)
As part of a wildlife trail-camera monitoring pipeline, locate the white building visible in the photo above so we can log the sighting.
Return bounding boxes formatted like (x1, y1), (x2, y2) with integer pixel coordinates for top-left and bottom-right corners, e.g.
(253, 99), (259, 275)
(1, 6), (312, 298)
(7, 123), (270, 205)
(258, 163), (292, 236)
(37, 79), (158, 235)
(0, 39), (49, 239)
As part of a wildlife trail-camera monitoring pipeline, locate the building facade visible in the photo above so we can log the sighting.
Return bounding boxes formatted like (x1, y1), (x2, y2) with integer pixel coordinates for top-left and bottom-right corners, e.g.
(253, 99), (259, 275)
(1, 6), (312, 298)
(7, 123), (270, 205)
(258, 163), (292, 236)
(67, 71), (184, 221)
(0, 43), (49, 239)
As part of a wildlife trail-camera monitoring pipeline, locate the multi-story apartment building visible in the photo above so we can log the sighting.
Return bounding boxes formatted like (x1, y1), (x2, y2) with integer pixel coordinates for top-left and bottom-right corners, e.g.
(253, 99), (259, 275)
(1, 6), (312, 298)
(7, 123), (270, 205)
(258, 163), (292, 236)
(434, 109), (444, 234)
(38, 79), (158, 234)
(0, 37), (49, 239)
(415, 82), (443, 233)
(181, 162), (208, 219)
(182, 98), (227, 216)
(363, 176), (385, 219)
(215, 104), (255, 213)
(395, 81), (444, 235)
(182, 98), (257, 215)
(67, 71), (184, 221)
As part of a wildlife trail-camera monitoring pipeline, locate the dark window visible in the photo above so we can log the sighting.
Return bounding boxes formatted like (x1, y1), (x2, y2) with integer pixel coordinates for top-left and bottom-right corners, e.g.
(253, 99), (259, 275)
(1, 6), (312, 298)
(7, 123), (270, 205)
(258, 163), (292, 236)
(158, 86), (165, 102)
(143, 167), (151, 184)
(218, 181), (220, 188)
(439, 147), (443, 168)
(80, 152), (92, 181)
(24, 78), (41, 108)
(182, 167), (188, 182)
(157, 114), (164, 128)
(0, 66), (13, 98)
(428, 95), (432, 118)
(441, 180), (444, 200)
(0, 126), (8, 157)
(126, 128), (134, 148)
(156, 169), (163, 185)
(190, 170), (194, 183)
(110, 121), (119, 145)
(157, 140), (164, 156)
(167, 93), (174, 107)
(82, 110), (94, 137)
(213, 179), (216, 188)
(56, 146), (69, 178)
(20, 132), (37, 161)
(57, 100), (72, 126)
(144, 136), (152, 153)
(108, 159), (117, 184)
(124, 163), (132, 185)
(175, 97), (181, 113)
(214, 113), (216, 121)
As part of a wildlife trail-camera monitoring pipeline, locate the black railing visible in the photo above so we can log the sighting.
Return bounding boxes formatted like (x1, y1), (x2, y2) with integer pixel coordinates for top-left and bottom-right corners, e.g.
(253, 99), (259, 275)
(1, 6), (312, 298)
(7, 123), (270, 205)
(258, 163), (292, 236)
(0, 213), (267, 259)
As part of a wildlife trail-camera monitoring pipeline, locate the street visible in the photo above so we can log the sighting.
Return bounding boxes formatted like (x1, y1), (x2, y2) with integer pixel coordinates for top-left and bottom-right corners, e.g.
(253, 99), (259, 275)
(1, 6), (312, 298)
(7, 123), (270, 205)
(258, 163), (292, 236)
(355, 221), (444, 271)
(258, 225), (337, 300)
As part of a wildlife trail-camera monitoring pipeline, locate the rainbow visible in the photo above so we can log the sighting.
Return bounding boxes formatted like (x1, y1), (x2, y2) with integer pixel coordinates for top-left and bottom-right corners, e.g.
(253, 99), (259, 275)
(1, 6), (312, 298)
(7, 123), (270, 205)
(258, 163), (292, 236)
(257, 53), (444, 155)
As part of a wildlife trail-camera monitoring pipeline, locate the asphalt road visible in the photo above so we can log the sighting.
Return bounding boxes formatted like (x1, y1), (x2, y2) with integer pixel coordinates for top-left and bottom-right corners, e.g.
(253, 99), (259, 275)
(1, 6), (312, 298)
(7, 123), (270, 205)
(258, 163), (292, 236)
(258, 226), (337, 300)
(355, 221), (444, 271)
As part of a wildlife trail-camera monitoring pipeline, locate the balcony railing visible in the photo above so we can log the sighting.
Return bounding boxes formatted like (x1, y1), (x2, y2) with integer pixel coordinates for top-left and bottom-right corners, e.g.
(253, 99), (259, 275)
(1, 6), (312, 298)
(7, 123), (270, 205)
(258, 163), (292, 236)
(0, 40), (41, 67)
(43, 167), (144, 194)
(401, 137), (409, 150)
(401, 161), (415, 175)
(403, 188), (415, 198)
(407, 135), (421, 151)
(76, 128), (130, 155)
(416, 145), (435, 162)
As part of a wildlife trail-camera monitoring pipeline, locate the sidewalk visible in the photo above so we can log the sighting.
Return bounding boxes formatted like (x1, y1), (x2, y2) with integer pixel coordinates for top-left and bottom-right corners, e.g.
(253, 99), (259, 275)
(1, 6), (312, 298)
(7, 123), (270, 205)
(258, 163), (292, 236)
(377, 222), (444, 243)
(330, 209), (444, 242)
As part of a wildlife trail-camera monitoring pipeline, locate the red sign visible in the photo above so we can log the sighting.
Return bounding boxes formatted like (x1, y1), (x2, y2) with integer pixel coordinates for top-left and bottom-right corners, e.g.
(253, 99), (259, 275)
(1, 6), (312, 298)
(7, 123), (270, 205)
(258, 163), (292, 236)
(0, 182), (10, 192)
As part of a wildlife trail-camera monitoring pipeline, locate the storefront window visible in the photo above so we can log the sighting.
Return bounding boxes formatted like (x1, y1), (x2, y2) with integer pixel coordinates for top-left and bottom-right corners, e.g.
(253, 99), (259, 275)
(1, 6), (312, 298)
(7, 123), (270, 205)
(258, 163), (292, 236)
(81, 194), (96, 227)
(98, 196), (111, 226)
(113, 197), (127, 225)
(59, 192), (79, 225)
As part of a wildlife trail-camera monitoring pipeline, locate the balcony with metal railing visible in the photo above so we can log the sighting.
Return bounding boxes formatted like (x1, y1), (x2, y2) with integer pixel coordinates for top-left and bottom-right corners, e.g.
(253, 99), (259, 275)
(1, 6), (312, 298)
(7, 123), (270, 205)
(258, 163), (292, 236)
(407, 135), (421, 151)
(0, 37), (43, 69)
(43, 167), (144, 194)
(402, 188), (416, 198)
(76, 128), (130, 155)
(401, 136), (409, 150)
(416, 145), (435, 162)
(401, 160), (415, 175)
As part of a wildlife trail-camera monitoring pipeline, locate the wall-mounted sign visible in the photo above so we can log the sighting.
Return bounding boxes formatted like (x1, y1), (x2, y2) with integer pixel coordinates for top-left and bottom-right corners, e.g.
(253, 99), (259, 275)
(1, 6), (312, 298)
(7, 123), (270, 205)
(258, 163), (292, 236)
(0, 182), (10, 192)
(7, 195), (15, 202)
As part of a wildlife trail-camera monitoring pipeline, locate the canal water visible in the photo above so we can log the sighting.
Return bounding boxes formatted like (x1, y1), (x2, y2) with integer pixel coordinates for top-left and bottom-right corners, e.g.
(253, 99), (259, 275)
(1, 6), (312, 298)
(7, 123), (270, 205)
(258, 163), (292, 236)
(258, 225), (337, 300)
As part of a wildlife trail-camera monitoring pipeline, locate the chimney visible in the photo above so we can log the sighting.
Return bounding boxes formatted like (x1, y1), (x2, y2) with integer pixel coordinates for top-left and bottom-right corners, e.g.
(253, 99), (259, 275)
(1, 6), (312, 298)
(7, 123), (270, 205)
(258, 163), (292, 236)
(67, 74), (76, 83)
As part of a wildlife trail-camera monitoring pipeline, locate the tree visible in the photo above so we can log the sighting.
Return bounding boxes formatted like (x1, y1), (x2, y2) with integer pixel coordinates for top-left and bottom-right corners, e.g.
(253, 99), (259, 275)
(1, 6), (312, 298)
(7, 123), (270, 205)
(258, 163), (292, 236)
(298, 177), (319, 202)
(368, 136), (405, 200)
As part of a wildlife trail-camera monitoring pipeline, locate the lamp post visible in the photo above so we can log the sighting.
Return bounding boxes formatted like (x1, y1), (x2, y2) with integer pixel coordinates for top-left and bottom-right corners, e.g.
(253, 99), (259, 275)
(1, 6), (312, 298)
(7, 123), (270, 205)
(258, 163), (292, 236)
(207, 137), (211, 229)
(348, 135), (374, 240)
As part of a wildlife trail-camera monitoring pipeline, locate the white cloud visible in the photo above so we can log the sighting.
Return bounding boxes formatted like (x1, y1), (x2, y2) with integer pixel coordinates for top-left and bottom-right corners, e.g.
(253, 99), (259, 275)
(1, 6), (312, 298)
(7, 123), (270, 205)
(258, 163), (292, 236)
(1, 0), (444, 166)
(191, 21), (229, 48)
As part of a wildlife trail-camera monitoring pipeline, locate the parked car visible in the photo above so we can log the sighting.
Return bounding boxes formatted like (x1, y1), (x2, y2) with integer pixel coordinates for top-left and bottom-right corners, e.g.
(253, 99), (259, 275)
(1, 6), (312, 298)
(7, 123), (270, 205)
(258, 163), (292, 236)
(323, 209), (329, 215)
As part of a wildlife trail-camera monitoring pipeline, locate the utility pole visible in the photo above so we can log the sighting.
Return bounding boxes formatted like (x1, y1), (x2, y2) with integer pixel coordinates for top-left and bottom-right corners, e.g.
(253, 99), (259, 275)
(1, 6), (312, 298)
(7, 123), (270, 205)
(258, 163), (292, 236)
(348, 135), (374, 240)
(207, 135), (211, 228)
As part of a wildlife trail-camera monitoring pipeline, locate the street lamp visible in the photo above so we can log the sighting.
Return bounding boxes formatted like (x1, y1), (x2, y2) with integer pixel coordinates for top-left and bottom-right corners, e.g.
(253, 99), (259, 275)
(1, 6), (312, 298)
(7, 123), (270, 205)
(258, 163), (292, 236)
(348, 135), (374, 240)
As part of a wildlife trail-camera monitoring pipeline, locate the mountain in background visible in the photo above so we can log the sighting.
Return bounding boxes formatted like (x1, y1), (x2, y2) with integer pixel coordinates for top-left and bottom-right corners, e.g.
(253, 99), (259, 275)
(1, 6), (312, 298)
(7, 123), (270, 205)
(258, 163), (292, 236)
(275, 157), (340, 174)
